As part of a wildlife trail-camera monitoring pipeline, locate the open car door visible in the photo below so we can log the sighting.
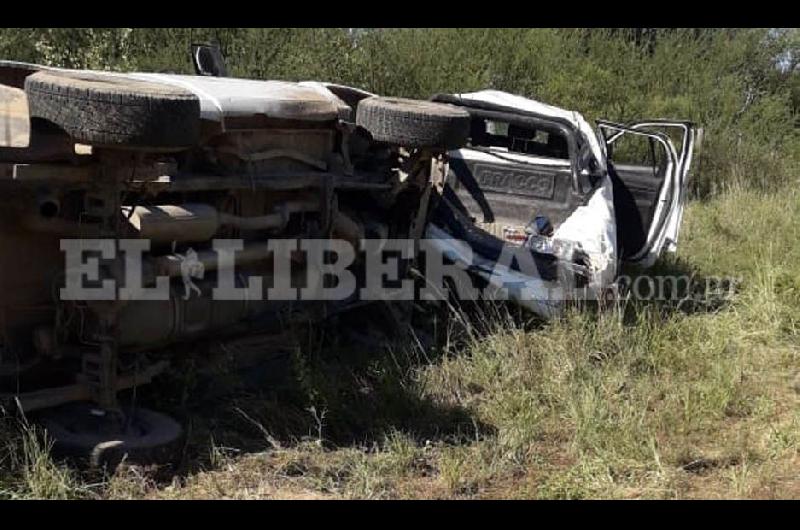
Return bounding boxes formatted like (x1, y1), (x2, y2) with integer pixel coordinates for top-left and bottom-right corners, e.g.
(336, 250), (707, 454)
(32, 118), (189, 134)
(598, 120), (696, 267)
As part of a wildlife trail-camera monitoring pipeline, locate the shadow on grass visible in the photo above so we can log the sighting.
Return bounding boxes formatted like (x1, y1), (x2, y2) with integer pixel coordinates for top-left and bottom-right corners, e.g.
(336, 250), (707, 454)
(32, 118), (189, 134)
(131, 301), (493, 479)
(133, 255), (734, 479)
(17, 255), (734, 483)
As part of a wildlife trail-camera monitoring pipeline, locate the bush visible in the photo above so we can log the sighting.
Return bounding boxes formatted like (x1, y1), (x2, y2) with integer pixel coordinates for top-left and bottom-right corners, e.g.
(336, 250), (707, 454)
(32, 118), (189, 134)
(1, 27), (797, 197)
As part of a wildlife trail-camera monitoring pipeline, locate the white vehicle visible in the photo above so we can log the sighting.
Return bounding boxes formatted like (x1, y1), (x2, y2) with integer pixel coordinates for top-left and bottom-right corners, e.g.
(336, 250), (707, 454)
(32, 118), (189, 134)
(0, 42), (696, 465)
(425, 90), (696, 317)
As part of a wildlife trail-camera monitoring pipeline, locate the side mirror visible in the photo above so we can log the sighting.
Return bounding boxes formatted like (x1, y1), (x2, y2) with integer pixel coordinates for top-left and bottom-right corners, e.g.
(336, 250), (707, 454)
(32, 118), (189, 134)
(191, 43), (227, 77)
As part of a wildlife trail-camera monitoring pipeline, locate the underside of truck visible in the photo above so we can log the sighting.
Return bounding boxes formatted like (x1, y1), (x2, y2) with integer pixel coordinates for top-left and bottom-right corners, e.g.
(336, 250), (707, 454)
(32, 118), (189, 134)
(0, 60), (470, 466)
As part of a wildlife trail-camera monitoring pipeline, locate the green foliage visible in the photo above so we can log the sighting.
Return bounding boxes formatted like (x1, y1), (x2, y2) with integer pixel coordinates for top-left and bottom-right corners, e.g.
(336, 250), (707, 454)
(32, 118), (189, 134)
(0, 27), (797, 196)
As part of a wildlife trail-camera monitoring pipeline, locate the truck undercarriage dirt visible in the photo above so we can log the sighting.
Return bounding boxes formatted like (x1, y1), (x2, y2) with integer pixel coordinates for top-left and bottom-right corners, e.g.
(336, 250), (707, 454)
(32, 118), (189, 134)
(0, 58), (471, 466)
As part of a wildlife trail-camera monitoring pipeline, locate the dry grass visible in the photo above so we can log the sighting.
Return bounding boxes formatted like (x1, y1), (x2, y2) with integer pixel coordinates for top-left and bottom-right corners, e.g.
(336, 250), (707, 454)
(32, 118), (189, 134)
(2, 184), (800, 499)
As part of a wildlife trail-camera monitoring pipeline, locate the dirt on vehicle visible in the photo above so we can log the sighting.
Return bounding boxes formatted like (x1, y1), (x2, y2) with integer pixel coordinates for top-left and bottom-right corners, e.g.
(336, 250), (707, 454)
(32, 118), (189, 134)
(0, 49), (697, 471)
(0, 55), (470, 468)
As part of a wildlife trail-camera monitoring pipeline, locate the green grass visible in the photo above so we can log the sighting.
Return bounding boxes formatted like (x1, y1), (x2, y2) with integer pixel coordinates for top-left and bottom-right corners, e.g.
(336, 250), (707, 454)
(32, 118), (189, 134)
(2, 183), (800, 499)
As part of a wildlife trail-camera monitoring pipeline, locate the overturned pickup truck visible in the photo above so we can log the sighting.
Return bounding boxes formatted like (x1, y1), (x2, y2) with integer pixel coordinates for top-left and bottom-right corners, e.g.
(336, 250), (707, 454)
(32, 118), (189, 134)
(0, 52), (695, 466)
(426, 91), (695, 317)
(0, 57), (472, 465)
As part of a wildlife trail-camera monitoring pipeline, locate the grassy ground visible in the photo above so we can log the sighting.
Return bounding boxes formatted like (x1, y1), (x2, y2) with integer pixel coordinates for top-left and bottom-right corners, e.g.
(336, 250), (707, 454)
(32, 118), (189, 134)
(2, 183), (800, 499)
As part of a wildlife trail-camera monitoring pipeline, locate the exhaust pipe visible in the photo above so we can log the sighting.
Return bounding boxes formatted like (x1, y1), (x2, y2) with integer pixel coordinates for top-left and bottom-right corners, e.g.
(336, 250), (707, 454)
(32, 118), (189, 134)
(123, 200), (319, 243)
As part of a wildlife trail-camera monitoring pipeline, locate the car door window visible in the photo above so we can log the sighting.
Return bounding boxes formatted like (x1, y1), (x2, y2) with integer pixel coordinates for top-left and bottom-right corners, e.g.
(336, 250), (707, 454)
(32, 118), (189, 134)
(472, 118), (571, 161)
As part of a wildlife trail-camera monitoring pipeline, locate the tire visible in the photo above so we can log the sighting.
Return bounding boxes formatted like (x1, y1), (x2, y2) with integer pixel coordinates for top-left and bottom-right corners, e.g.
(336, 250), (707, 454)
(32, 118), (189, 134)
(37, 403), (184, 469)
(356, 97), (470, 149)
(0, 60), (44, 89)
(24, 71), (201, 149)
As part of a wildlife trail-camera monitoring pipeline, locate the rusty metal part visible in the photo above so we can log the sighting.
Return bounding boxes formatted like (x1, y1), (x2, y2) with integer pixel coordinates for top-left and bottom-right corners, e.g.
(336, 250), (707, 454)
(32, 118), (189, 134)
(331, 209), (364, 248)
(86, 340), (119, 410)
(111, 278), (266, 350)
(216, 146), (328, 171)
(0, 67), (449, 420)
(4, 360), (168, 413)
(128, 172), (392, 193)
(124, 203), (220, 243)
(210, 128), (334, 170)
(150, 243), (274, 278)
(36, 190), (60, 218)
(20, 214), (111, 237)
(32, 325), (59, 359)
(336, 121), (357, 175)
(125, 200), (320, 242)
(218, 199), (318, 231)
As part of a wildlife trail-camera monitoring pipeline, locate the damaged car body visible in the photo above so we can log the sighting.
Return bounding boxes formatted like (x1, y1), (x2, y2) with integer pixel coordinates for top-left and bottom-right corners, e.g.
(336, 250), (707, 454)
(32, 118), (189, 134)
(0, 57), (471, 465)
(426, 90), (696, 317)
(0, 48), (696, 466)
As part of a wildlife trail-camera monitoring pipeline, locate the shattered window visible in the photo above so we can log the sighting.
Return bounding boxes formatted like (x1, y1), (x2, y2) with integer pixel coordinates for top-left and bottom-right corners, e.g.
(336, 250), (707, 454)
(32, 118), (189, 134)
(485, 120), (508, 136)
(468, 117), (569, 160)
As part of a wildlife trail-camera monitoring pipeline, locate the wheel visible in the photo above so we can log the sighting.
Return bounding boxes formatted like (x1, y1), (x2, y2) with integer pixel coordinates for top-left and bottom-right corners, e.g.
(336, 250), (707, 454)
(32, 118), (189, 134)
(24, 70), (201, 149)
(36, 402), (184, 469)
(356, 96), (470, 150)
